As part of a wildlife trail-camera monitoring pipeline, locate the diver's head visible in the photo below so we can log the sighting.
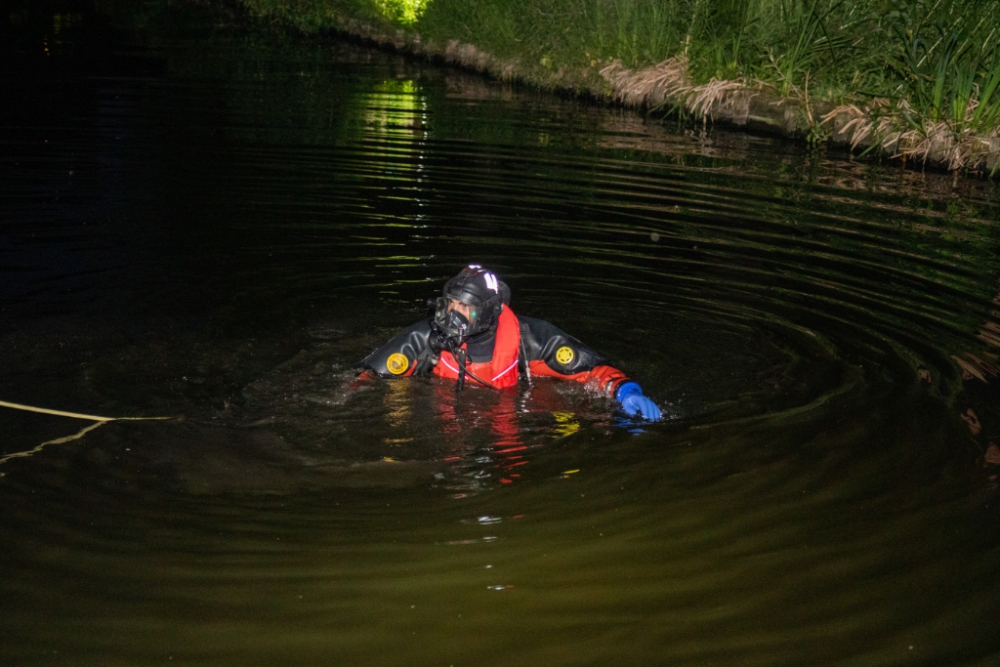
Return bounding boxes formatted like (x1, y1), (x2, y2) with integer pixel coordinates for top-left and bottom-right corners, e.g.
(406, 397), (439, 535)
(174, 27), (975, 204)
(431, 265), (509, 341)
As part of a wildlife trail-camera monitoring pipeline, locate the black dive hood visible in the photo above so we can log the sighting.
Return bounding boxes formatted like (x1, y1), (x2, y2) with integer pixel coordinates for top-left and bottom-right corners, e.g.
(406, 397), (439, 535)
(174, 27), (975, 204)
(430, 265), (510, 342)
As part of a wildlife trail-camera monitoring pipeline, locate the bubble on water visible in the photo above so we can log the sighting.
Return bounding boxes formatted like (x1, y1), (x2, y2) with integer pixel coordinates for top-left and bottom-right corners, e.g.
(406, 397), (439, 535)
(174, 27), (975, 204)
(650, 232), (660, 242)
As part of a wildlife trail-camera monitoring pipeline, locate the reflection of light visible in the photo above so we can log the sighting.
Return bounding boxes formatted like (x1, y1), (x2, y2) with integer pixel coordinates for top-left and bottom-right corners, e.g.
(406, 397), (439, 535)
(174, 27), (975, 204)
(551, 411), (580, 438)
(362, 78), (429, 194)
(359, 78), (431, 256)
(53, 13), (82, 35)
(374, 0), (430, 25)
(385, 380), (411, 428)
(364, 79), (426, 137)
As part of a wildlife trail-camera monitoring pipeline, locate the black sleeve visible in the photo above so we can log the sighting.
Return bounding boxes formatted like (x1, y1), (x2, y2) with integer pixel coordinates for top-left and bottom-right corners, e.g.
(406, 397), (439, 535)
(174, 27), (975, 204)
(360, 320), (437, 378)
(518, 316), (607, 375)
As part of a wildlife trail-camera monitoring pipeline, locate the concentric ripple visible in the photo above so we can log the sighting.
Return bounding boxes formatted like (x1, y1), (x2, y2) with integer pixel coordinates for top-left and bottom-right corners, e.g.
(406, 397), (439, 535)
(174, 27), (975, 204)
(2, 12), (1000, 667)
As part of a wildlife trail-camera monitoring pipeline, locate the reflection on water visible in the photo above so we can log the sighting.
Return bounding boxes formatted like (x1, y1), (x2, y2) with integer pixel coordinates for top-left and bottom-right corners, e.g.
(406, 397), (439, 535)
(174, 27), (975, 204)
(365, 79), (426, 133)
(2, 2), (1000, 665)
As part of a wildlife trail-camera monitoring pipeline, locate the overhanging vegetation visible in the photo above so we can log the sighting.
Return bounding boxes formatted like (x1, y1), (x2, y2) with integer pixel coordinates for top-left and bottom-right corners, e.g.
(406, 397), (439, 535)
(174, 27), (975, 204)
(239, 0), (1000, 174)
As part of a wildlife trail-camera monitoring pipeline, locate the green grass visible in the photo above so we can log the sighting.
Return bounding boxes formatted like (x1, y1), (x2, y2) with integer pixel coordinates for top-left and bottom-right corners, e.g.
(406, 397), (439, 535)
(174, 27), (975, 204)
(241, 0), (1000, 144)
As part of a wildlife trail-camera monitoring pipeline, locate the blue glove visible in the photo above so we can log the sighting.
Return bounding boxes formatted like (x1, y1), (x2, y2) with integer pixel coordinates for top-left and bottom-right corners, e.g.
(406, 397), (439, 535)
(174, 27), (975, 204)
(615, 382), (661, 421)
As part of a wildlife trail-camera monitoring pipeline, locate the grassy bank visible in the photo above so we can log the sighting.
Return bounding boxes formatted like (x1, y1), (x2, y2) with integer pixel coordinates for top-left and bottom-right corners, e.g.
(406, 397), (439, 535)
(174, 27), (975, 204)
(239, 0), (1000, 173)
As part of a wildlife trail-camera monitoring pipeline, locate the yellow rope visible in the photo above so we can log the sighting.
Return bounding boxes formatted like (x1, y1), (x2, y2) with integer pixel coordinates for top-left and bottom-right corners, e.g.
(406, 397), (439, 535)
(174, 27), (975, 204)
(0, 399), (178, 475)
(0, 422), (108, 475)
(0, 399), (175, 422)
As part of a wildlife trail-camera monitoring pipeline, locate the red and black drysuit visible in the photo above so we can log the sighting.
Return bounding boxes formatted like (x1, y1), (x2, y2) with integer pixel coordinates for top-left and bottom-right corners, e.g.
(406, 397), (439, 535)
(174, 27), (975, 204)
(359, 304), (633, 396)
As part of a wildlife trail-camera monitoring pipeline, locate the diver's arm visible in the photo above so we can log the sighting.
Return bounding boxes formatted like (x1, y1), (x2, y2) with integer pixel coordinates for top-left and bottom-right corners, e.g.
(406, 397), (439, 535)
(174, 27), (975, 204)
(359, 320), (438, 378)
(518, 316), (629, 394)
(518, 316), (661, 420)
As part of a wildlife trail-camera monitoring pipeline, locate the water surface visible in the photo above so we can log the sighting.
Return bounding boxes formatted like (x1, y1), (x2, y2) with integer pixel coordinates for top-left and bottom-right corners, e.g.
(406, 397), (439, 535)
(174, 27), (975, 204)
(3, 3), (1000, 665)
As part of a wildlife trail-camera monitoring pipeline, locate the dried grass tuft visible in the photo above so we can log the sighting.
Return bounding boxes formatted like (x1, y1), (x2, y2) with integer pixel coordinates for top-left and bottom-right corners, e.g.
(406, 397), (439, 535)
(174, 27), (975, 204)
(683, 78), (752, 119)
(603, 56), (1000, 171)
(818, 97), (1000, 171)
(600, 56), (690, 108)
(822, 104), (869, 147)
(600, 56), (758, 124)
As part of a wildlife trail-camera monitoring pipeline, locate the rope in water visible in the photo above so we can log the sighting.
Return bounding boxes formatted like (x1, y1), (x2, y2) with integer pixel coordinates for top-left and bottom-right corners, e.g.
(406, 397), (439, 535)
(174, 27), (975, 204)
(0, 399), (175, 422)
(0, 399), (177, 475)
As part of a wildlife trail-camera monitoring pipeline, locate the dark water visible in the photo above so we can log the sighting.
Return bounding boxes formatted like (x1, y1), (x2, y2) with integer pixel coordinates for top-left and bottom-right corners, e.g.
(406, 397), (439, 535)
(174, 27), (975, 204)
(3, 3), (1000, 665)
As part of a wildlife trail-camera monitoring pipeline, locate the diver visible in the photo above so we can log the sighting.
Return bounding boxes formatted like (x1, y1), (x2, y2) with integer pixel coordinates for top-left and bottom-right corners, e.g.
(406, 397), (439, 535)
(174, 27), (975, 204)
(357, 265), (661, 421)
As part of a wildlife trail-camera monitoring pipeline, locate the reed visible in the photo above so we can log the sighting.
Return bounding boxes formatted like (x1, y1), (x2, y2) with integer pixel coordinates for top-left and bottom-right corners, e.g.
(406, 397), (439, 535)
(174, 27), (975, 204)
(972, 53), (1000, 129)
